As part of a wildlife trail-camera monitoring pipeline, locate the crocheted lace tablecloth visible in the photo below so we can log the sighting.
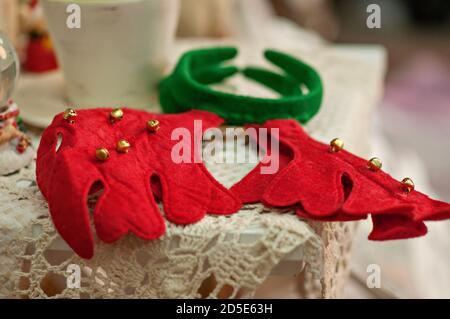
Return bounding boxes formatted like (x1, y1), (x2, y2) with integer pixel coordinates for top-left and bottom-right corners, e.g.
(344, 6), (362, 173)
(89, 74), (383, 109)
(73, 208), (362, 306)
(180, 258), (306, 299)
(1, 38), (386, 299)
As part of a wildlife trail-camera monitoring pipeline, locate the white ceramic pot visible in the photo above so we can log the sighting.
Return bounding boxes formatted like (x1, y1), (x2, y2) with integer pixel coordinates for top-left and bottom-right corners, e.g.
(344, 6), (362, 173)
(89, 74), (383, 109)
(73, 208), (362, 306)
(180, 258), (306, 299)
(42, 0), (179, 109)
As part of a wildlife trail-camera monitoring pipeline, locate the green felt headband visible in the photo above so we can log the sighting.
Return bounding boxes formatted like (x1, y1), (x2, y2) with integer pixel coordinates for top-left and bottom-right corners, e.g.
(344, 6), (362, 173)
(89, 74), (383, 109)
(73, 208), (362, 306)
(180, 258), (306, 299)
(159, 47), (323, 125)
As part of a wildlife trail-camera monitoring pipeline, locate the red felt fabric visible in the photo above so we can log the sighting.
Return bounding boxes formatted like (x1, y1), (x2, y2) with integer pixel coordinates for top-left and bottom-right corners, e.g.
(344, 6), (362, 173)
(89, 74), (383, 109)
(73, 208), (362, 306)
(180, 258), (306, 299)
(231, 119), (450, 240)
(36, 109), (241, 259)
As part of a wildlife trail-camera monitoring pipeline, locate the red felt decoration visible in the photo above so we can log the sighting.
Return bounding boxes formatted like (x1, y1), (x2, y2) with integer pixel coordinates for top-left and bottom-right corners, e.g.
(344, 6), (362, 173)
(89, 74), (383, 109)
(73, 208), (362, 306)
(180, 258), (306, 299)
(36, 109), (241, 259)
(231, 119), (450, 240)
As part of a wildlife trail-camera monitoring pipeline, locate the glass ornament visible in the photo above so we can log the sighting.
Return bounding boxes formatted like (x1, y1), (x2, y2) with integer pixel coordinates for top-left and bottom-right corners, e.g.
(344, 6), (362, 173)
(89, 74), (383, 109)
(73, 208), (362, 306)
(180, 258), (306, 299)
(0, 32), (20, 108)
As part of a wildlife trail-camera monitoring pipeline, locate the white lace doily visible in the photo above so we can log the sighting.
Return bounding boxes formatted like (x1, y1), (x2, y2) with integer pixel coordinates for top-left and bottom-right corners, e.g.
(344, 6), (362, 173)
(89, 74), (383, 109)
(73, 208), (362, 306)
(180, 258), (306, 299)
(1, 35), (386, 298)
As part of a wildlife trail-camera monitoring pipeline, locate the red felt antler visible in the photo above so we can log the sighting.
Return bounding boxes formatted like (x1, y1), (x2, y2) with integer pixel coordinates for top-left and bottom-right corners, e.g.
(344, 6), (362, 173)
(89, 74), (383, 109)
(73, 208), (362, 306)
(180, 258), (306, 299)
(231, 119), (450, 240)
(37, 109), (241, 258)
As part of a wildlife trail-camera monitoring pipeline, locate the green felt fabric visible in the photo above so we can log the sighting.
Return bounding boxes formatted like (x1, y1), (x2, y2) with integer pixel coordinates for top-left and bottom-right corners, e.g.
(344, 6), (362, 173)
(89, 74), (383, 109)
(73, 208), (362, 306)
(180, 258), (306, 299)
(159, 47), (323, 125)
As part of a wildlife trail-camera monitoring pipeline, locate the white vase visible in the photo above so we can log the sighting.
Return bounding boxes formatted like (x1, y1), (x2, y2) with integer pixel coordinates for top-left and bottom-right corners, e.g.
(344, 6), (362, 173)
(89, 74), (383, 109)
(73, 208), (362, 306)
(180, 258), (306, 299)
(41, 0), (180, 109)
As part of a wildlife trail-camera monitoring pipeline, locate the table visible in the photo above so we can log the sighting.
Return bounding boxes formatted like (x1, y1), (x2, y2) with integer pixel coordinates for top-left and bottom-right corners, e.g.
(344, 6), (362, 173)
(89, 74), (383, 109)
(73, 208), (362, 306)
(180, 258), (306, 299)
(1, 36), (386, 298)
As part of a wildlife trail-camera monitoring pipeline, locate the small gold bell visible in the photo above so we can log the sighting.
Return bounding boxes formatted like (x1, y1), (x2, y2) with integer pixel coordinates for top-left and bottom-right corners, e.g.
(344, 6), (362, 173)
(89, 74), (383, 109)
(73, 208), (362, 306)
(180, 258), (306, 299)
(329, 138), (344, 153)
(401, 177), (415, 193)
(63, 108), (77, 123)
(147, 119), (160, 132)
(116, 139), (130, 153)
(96, 148), (110, 161)
(368, 157), (382, 171)
(110, 108), (124, 123)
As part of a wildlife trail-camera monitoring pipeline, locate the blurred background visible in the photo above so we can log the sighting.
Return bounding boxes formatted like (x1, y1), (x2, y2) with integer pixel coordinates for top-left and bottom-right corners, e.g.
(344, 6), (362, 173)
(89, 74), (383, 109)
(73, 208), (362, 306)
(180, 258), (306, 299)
(268, 0), (450, 299)
(1, 0), (449, 298)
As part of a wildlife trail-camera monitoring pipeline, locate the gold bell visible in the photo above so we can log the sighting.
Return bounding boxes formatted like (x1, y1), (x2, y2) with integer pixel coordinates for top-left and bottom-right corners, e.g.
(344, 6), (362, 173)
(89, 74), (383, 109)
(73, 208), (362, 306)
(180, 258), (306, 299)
(329, 138), (344, 153)
(147, 119), (160, 132)
(110, 108), (124, 123)
(401, 177), (415, 193)
(368, 157), (382, 171)
(116, 139), (130, 153)
(96, 148), (110, 161)
(63, 108), (77, 123)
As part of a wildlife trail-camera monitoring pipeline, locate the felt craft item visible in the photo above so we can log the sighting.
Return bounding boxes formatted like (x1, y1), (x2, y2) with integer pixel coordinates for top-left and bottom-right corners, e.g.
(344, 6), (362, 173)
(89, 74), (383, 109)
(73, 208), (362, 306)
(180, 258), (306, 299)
(159, 47), (323, 125)
(231, 119), (450, 240)
(36, 108), (241, 259)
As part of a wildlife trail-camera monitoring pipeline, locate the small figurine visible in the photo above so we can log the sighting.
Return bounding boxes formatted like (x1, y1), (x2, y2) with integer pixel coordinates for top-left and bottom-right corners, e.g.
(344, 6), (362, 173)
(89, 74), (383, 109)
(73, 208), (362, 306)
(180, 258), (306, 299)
(21, 0), (58, 73)
(0, 32), (34, 175)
